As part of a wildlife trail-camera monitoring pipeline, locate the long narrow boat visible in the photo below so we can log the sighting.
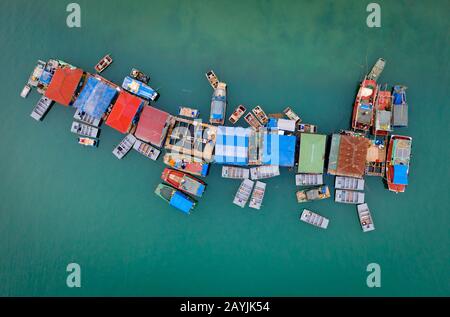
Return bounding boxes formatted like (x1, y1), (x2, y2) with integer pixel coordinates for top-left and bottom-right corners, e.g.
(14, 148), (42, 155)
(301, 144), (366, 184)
(295, 173), (323, 186)
(244, 112), (262, 129)
(335, 190), (365, 204)
(78, 137), (98, 147)
(221, 166), (250, 179)
(122, 76), (159, 101)
(252, 105), (269, 125)
(74, 109), (101, 127)
(95, 54), (113, 73)
(209, 82), (227, 125)
(391, 85), (408, 127)
(112, 134), (136, 159)
(297, 123), (317, 133)
(250, 165), (280, 180)
(20, 84), (31, 98)
(205, 70), (219, 89)
(357, 203), (375, 232)
(335, 176), (365, 190)
(228, 105), (246, 124)
(233, 179), (254, 208)
(163, 153), (209, 177)
(283, 107), (301, 122)
(154, 183), (196, 214)
(372, 88), (392, 136)
(352, 78), (378, 132)
(385, 135), (412, 193)
(367, 58), (386, 81)
(178, 106), (200, 119)
(133, 140), (161, 161)
(70, 121), (99, 138)
(296, 186), (330, 203)
(161, 168), (206, 197)
(300, 209), (329, 229)
(30, 96), (53, 121)
(249, 181), (266, 210)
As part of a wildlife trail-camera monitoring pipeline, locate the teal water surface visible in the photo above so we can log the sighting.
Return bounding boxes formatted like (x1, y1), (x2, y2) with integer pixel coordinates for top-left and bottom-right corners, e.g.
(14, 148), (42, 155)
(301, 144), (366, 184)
(0, 0), (449, 296)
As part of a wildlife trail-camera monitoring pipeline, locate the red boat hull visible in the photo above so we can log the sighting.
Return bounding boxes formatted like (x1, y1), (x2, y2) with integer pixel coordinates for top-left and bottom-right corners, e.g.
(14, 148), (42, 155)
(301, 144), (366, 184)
(385, 135), (411, 193)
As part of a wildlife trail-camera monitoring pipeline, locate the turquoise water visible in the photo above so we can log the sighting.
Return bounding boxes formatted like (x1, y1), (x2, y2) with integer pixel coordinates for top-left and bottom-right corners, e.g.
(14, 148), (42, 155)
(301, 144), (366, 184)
(0, 0), (449, 296)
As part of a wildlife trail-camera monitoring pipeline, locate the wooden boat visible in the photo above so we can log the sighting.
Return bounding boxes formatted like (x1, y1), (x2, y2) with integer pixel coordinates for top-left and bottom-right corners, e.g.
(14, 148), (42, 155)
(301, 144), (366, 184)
(122, 76), (159, 101)
(20, 84), (31, 98)
(205, 70), (219, 89)
(133, 139), (161, 161)
(385, 135), (412, 193)
(154, 183), (196, 214)
(367, 58), (386, 81)
(130, 68), (150, 83)
(74, 109), (101, 127)
(28, 60), (46, 87)
(71, 121), (99, 138)
(30, 96), (53, 121)
(283, 107), (301, 122)
(250, 165), (280, 180)
(300, 209), (329, 229)
(252, 105), (269, 125)
(221, 166), (250, 179)
(228, 105), (246, 124)
(95, 54), (113, 73)
(209, 82), (227, 125)
(373, 88), (392, 136)
(352, 78), (377, 132)
(295, 173), (323, 186)
(267, 113), (285, 119)
(244, 112), (262, 129)
(249, 181), (266, 210)
(297, 123), (317, 133)
(161, 168), (206, 197)
(78, 137), (98, 147)
(357, 203), (375, 232)
(112, 134), (137, 159)
(335, 176), (365, 190)
(233, 179), (254, 208)
(163, 153), (209, 177)
(335, 190), (365, 204)
(296, 186), (330, 203)
(391, 85), (408, 127)
(178, 106), (200, 119)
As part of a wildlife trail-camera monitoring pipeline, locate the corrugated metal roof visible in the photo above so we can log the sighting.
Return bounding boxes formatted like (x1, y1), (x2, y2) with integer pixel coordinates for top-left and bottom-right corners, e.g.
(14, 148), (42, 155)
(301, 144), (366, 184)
(298, 134), (326, 173)
(135, 106), (170, 147)
(106, 91), (143, 134)
(336, 135), (369, 178)
(44, 68), (83, 106)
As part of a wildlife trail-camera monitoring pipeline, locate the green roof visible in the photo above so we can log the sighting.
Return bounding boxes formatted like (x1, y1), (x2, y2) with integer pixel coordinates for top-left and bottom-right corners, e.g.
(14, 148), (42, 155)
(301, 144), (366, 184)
(298, 134), (327, 173)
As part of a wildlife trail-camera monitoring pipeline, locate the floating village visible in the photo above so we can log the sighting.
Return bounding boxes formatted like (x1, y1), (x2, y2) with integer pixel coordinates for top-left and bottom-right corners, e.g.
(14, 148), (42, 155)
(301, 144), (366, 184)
(20, 55), (412, 233)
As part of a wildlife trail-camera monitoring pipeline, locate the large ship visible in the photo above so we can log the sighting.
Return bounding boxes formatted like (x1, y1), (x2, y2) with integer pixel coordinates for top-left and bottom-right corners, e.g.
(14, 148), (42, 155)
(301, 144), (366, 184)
(209, 82), (227, 125)
(154, 183), (196, 214)
(385, 135), (412, 193)
(351, 78), (378, 132)
(161, 168), (206, 197)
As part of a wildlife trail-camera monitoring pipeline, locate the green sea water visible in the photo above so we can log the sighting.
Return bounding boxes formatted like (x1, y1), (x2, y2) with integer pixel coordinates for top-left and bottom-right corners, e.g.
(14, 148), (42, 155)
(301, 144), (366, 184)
(0, 0), (449, 296)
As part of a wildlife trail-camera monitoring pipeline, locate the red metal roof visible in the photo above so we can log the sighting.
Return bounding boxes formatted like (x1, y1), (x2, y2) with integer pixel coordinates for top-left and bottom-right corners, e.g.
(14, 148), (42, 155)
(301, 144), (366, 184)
(106, 91), (142, 134)
(45, 68), (83, 106)
(336, 135), (370, 178)
(135, 106), (170, 147)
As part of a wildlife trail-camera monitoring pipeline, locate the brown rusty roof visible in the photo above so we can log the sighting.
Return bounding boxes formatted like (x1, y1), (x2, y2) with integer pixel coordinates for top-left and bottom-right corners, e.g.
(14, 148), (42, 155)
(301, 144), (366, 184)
(336, 135), (370, 178)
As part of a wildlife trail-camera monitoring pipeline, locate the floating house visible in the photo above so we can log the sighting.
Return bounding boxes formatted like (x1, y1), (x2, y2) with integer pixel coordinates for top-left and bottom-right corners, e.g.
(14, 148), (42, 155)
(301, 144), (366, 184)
(73, 76), (117, 119)
(297, 133), (327, 174)
(105, 91), (144, 134)
(44, 67), (84, 106)
(262, 132), (296, 167)
(214, 126), (250, 165)
(134, 105), (171, 148)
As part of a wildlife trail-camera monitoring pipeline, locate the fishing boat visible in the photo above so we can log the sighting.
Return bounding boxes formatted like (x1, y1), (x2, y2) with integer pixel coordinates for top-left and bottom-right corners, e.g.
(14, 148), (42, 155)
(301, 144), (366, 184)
(335, 190), (365, 204)
(297, 123), (317, 133)
(209, 82), (227, 125)
(30, 96), (54, 121)
(244, 112), (262, 129)
(73, 109), (101, 127)
(295, 173), (324, 186)
(385, 135), (412, 193)
(163, 153), (209, 177)
(70, 121), (99, 138)
(78, 137), (98, 147)
(351, 78), (378, 132)
(250, 165), (280, 180)
(283, 107), (301, 122)
(95, 54), (113, 73)
(133, 139), (161, 161)
(391, 85), (408, 127)
(130, 68), (150, 83)
(178, 106), (200, 119)
(228, 105), (246, 124)
(154, 183), (196, 214)
(300, 209), (329, 229)
(372, 88), (392, 136)
(296, 186), (330, 203)
(161, 168), (206, 197)
(205, 70), (219, 89)
(27, 60), (46, 87)
(233, 178), (254, 208)
(36, 59), (59, 94)
(335, 176), (365, 190)
(357, 203), (375, 232)
(249, 181), (266, 210)
(122, 76), (159, 101)
(112, 134), (137, 159)
(252, 105), (269, 125)
(221, 166), (250, 179)
(20, 84), (31, 98)
(367, 58), (386, 81)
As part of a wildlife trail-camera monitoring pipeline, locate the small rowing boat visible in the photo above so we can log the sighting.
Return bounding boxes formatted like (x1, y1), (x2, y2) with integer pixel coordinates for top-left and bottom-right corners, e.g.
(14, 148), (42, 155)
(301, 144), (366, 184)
(229, 105), (246, 124)
(95, 54), (113, 73)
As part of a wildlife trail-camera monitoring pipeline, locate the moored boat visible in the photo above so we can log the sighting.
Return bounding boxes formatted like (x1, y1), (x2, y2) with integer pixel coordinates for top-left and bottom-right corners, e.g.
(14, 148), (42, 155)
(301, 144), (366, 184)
(297, 123), (317, 133)
(373, 88), (392, 136)
(221, 166), (250, 179)
(154, 183), (196, 214)
(112, 134), (136, 159)
(252, 105), (269, 125)
(161, 168), (206, 197)
(233, 178), (254, 208)
(209, 82), (227, 125)
(122, 76), (159, 101)
(95, 54), (113, 73)
(300, 209), (329, 229)
(385, 134), (412, 193)
(352, 78), (377, 132)
(228, 105), (246, 124)
(283, 107), (301, 122)
(335, 189), (365, 204)
(27, 60), (46, 87)
(178, 106), (200, 118)
(335, 176), (365, 190)
(78, 137), (98, 147)
(130, 68), (150, 83)
(295, 173), (323, 186)
(205, 70), (219, 89)
(74, 109), (101, 127)
(163, 153), (209, 177)
(30, 96), (53, 121)
(250, 165), (280, 180)
(133, 139), (160, 161)
(357, 203), (375, 232)
(367, 58), (386, 81)
(20, 84), (31, 98)
(391, 85), (408, 127)
(296, 185), (330, 203)
(71, 121), (99, 138)
(249, 181), (266, 210)
(244, 112), (262, 129)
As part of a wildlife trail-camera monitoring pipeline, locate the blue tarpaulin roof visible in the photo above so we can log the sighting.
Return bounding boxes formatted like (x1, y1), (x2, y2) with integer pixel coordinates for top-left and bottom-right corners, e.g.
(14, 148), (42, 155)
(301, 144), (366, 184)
(393, 164), (408, 185)
(169, 191), (194, 214)
(214, 126), (249, 165)
(262, 133), (296, 167)
(74, 77), (117, 119)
